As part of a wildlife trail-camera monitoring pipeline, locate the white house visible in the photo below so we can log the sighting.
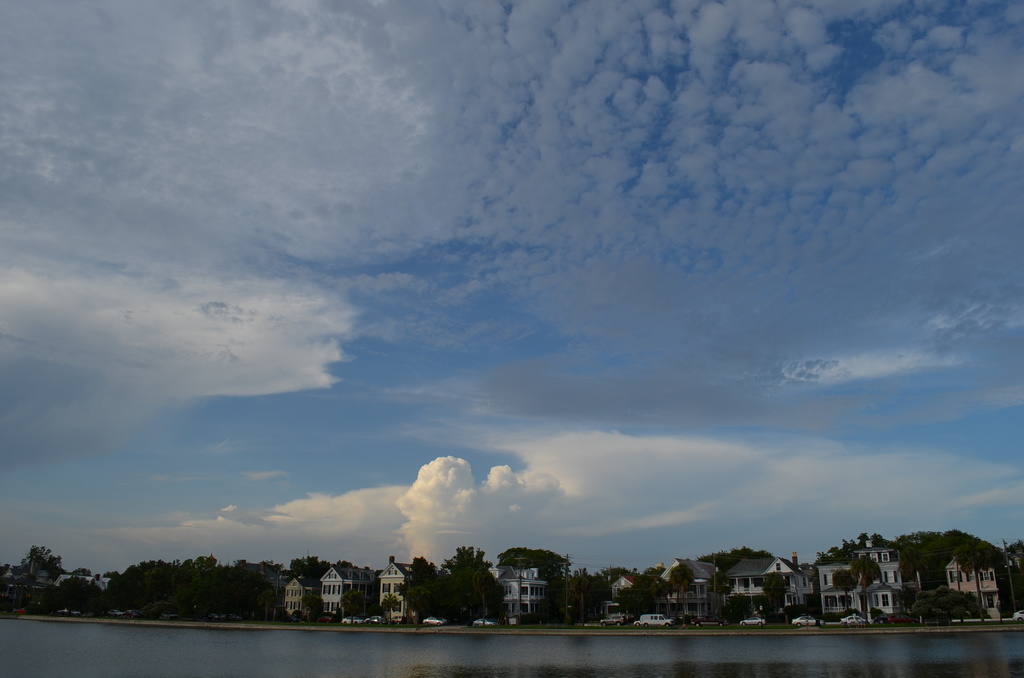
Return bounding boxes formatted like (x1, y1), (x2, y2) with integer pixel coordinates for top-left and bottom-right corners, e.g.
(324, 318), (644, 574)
(660, 558), (717, 617)
(489, 565), (548, 621)
(320, 564), (375, 615)
(378, 556), (413, 620)
(726, 554), (814, 610)
(818, 545), (904, 617)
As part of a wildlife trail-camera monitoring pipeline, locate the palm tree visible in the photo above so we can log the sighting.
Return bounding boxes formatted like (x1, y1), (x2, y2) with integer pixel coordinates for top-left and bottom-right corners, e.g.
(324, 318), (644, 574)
(472, 569), (496, 619)
(849, 557), (881, 620)
(667, 562), (694, 619)
(299, 592), (322, 622)
(954, 540), (999, 620)
(381, 593), (400, 623)
(832, 569), (856, 612)
(402, 586), (430, 624)
(342, 589), (365, 619)
(568, 569), (593, 624)
(257, 589), (276, 622)
(761, 572), (787, 618)
(898, 547), (926, 591)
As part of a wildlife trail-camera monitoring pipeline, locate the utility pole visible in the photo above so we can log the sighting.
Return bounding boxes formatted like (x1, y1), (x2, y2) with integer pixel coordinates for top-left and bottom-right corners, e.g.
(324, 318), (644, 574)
(1003, 540), (1018, 613)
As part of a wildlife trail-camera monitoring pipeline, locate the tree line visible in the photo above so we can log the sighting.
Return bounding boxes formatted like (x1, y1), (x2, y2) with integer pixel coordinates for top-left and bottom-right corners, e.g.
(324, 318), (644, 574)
(4, 530), (1022, 623)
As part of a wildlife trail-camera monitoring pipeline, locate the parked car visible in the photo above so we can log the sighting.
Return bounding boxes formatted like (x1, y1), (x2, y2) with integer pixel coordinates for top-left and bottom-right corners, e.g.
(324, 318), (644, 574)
(107, 609), (124, 618)
(122, 610), (143, 619)
(792, 615), (821, 627)
(472, 618), (499, 626)
(364, 616), (387, 625)
(422, 616), (447, 626)
(317, 615), (335, 623)
(341, 616), (365, 624)
(841, 614), (867, 627)
(599, 615), (627, 626)
(635, 614), (674, 627)
(1013, 610), (1024, 622)
(738, 616), (765, 627)
(691, 615), (727, 627)
(873, 613), (916, 624)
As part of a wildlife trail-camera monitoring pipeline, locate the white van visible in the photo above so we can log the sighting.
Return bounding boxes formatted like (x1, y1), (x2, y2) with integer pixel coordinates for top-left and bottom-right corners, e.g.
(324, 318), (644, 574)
(635, 614), (674, 627)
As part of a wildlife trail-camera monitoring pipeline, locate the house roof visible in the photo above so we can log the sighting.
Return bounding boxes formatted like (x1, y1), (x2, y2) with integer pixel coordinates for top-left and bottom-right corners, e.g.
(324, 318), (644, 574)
(726, 557), (799, 577)
(663, 558), (716, 581)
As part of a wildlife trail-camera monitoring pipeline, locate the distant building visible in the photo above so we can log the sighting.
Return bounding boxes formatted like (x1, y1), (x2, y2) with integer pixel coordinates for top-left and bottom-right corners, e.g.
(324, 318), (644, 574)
(378, 556), (414, 620)
(945, 558), (1000, 618)
(489, 565), (548, 620)
(320, 564), (375, 615)
(818, 545), (904, 617)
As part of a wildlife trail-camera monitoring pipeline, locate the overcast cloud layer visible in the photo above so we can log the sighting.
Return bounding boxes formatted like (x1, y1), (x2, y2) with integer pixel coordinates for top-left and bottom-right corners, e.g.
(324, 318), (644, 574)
(2, 0), (1023, 573)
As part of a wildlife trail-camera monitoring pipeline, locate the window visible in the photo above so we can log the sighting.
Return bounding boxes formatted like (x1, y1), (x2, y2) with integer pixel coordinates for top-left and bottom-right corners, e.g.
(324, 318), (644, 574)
(823, 574), (830, 586)
(382, 583), (390, 593)
(881, 552), (890, 562)
(776, 563), (782, 571)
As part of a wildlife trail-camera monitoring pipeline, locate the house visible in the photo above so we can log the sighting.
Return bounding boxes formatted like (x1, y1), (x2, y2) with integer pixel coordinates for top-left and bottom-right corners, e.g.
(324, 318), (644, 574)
(818, 545), (904, 616)
(603, 574), (635, 617)
(378, 556), (414, 620)
(660, 558), (717, 617)
(320, 564), (376, 615)
(2, 564), (53, 608)
(727, 552), (814, 611)
(283, 577), (320, 618)
(489, 565), (548, 621)
(945, 558), (1000, 618)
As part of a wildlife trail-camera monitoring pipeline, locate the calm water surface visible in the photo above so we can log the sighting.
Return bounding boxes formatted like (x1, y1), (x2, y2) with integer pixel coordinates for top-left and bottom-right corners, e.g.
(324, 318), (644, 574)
(5, 619), (1024, 678)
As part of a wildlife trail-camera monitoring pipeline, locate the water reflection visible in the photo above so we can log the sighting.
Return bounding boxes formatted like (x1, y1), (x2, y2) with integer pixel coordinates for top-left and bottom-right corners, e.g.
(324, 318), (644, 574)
(5, 620), (1023, 678)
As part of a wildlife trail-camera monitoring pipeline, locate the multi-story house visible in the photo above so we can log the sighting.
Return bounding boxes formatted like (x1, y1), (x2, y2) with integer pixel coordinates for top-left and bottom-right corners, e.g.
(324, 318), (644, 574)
(945, 558), (1000, 618)
(727, 553), (814, 611)
(320, 564), (376, 615)
(283, 577), (320, 618)
(489, 565), (548, 621)
(818, 544), (904, 617)
(378, 556), (413, 621)
(660, 558), (717, 617)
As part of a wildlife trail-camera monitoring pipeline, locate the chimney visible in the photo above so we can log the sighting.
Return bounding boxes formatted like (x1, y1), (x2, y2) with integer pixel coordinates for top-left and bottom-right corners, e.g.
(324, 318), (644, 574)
(389, 555), (395, 563)
(792, 551), (799, 565)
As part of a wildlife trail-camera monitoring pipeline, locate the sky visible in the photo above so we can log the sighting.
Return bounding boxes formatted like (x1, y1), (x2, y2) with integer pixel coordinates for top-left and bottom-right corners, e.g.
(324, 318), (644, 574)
(2, 0), (1023, 576)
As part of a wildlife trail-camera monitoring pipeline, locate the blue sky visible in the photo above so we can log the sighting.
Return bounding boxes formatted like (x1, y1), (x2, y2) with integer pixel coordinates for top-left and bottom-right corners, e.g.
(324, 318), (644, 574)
(2, 0), (1023, 575)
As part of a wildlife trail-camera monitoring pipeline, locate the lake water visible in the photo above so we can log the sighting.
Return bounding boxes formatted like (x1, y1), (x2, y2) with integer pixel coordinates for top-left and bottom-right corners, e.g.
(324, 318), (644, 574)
(5, 619), (1024, 678)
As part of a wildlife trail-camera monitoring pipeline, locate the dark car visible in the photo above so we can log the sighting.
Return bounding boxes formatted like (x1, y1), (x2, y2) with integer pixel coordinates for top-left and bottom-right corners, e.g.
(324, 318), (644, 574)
(317, 615), (335, 623)
(122, 610), (143, 619)
(691, 615), (728, 627)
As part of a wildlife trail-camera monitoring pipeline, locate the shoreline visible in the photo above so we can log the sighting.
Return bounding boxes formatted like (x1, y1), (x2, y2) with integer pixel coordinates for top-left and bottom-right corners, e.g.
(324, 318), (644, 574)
(7, 615), (1024, 637)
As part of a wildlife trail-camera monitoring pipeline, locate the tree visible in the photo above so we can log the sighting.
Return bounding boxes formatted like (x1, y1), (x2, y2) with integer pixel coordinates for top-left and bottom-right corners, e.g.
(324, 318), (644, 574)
(698, 547), (773, 575)
(568, 568), (593, 624)
(381, 593), (400, 622)
(402, 585), (431, 623)
(257, 590), (277, 622)
(497, 548), (570, 586)
(815, 533), (890, 563)
(22, 545), (64, 578)
(472, 568), (500, 619)
(850, 556), (881, 618)
(443, 546), (492, 574)
(953, 540), (999, 620)
(666, 562), (694, 619)
(299, 592), (323, 621)
(613, 572), (659, 618)
(286, 555), (333, 580)
(912, 586), (977, 621)
(342, 589), (365, 618)
(832, 569), (856, 611)
(761, 572), (787, 617)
